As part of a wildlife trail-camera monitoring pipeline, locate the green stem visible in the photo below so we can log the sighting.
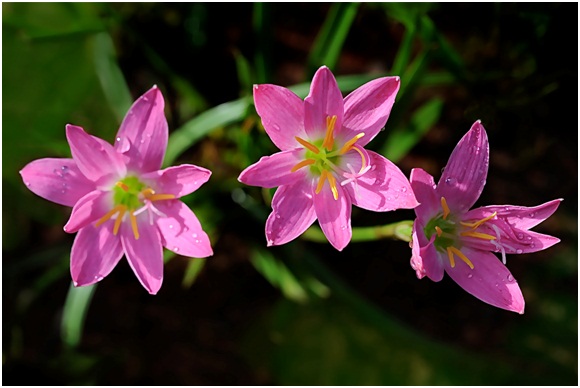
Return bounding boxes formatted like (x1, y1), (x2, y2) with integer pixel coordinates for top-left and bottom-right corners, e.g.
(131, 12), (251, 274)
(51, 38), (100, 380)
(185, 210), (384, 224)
(302, 220), (414, 243)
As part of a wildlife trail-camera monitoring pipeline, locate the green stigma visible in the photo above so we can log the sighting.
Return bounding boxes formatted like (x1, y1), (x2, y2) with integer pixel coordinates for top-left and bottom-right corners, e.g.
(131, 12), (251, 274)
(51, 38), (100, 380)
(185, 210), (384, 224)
(113, 176), (146, 210)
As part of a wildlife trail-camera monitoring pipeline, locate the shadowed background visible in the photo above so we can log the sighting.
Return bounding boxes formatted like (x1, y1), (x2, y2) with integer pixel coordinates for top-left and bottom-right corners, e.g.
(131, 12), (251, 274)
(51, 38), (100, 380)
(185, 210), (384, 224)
(3, 3), (577, 385)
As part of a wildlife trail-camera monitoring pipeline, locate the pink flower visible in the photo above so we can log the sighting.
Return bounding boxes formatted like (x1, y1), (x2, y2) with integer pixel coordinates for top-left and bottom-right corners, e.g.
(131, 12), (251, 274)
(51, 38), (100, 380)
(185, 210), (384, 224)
(238, 66), (418, 250)
(20, 86), (213, 294)
(410, 121), (561, 313)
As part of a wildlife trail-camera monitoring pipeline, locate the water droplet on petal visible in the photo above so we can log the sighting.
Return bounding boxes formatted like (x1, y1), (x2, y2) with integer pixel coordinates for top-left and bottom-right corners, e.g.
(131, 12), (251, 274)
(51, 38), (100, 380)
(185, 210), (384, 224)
(192, 233), (198, 238)
(340, 225), (347, 230)
(173, 247), (179, 252)
(517, 233), (524, 240)
(467, 273), (473, 279)
(143, 96), (149, 101)
(401, 187), (407, 193)
(61, 165), (69, 171)
(169, 224), (174, 229)
(516, 249), (523, 254)
(445, 177), (456, 185)
(529, 212), (535, 217)
(507, 274), (514, 282)
(116, 137), (121, 142)
(195, 239), (201, 243)
(73, 281), (79, 287)
(25, 181), (31, 186)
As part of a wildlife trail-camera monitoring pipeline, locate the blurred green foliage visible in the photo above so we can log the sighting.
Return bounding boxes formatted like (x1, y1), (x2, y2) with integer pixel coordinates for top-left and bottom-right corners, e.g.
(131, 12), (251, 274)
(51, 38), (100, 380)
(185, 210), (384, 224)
(3, 2), (577, 385)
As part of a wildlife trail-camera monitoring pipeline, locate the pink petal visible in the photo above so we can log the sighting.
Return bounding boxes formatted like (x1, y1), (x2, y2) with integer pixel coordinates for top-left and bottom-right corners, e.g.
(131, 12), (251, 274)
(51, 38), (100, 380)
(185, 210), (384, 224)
(66, 124), (126, 184)
(70, 222), (123, 287)
(344, 150), (418, 212)
(20, 158), (95, 207)
(142, 164), (211, 198)
(437, 121), (489, 213)
(253, 84), (306, 151)
(114, 86), (168, 173)
(411, 221), (444, 281)
(265, 180), (317, 246)
(120, 222), (164, 295)
(444, 247), (525, 314)
(155, 200), (213, 258)
(464, 199), (562, 231)
(342, 76), (400, 145)
(238, 149), (307, 188)
(304, 66), (344, 139)
(313, 181), (352, 251)
(63, 190), (112, 233)
(410, 168), (441, 225)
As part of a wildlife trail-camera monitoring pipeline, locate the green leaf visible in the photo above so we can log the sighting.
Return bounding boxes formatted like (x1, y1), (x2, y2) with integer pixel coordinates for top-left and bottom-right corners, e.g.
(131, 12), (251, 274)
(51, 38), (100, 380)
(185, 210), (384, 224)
(382, 98), (443, 162)
(253, 2), (271, 83)
(302, 220), (414, 243)
(182, 258), (207, 288)
(61, 283), (97, 348)
(307, 3), (360, 74)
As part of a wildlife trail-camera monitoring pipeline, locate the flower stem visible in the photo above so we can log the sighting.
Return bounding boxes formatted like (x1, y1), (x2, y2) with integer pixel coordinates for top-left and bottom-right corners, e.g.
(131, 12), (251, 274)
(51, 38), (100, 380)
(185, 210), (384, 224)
(302, 220), (414, 243)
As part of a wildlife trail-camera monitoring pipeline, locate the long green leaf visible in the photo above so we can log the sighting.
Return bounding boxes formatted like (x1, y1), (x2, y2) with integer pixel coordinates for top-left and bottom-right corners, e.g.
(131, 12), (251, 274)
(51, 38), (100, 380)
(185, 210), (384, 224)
(302, 220), (414, 243)
(61, 283), (97, 348)
(307, 3), (359, 74)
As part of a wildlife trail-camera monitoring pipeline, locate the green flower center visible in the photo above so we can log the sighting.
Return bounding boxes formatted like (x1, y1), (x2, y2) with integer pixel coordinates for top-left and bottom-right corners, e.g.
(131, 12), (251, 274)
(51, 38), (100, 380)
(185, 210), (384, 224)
(290, 115), (366, 200)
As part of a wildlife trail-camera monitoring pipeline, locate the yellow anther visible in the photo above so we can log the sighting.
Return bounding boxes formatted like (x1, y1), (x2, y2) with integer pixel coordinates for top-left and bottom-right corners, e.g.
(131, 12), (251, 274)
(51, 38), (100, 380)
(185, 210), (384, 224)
(142, 188), (175, 202)
(460, 231), (496, 240)
(435, 226), (443, 237)
(339, 133), (365, 155)
(327, 171), (339, 200)
(295, 136), (320, 154)
(315, 170), (328, 195)
(460, 212), (497, 229)
(290, 158), (316, 173)
(95, 205), (125, 228)
(129, 212), (140, 240)
(448, 246), (475, 269)
(441, 197), (451, 220)
(115, 181), (130, 192)
(447, 247), (456, 268)
(113, 206), (127, 235)
(322, 115), (337, 151)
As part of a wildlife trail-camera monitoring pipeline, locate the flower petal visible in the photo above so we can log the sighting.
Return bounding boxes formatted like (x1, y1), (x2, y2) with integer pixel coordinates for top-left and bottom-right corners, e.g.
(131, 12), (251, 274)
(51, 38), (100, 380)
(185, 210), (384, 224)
(20, 158), (95, 207)
(253, 84), (306, 151)
(410, 168), (441, 225)
(344, 150), (418, 212)
(66, 124), (126, 184)
(142, 164), (211, 198)
(464, 199), (562, 231)
(120, 222), (164, 294)
(304, 66), (344, 139)
(265, 180), (317, 246)
(114, 86), (168, 173)
(155, 200), (213, 258)
(342, 76), (400, 145)
(313, 181), (352, 251)
(444, 247), (525, 314)
(437, 121), (489, 213)
(411, 221), (444, 282)
(238, 149), (307, 188)
(63, 190), (111, 233)
(70, 222), (123, 287)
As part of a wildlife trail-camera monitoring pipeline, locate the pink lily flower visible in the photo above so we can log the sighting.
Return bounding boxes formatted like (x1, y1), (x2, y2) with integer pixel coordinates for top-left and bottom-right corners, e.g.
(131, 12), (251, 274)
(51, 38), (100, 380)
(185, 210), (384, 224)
(20, 86), (213, 294)
(238, 66), (418, 250)
(409, 120), (561, 313)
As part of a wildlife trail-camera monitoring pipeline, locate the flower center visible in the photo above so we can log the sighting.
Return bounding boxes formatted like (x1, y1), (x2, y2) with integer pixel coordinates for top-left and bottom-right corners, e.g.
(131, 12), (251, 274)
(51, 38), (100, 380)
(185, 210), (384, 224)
(424, 197), (498, 270)
(94, 176), (175, 240)
(290, 115), (367, 200)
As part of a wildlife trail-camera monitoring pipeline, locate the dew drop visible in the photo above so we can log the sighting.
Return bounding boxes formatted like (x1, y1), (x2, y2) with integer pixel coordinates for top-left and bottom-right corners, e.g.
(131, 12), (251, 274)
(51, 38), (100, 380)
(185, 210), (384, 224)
(495, 283), (499, 287)
(272, 124), (281, 131)
(340, 225), (347, 230)
(517, 233), (524, 240)
(173, 247), (180, 252)
(401, 187), (407, 193)
(143, 96), (149, 101)
(480, 179), (486, 185)
(195, 239), (201, 243)
(275, 214), (281, 219)
(516, 249), (523, 254)
(507, 274), (514, 282)
(73, 281), (79, 287)
(146, 133), (152, 138)
(445, 177), (456, 185)
(528, 212), (535, 217)
(61, 165), (69, 172)
(467, 273), (473, 279)
(530, 242), (535, 249)
(61, 189), (66, 194)
(116, 137), (121, 142)
(25, 181), (31, 186)
(169, 224), (174, 229)
(192, 233), (198, 238)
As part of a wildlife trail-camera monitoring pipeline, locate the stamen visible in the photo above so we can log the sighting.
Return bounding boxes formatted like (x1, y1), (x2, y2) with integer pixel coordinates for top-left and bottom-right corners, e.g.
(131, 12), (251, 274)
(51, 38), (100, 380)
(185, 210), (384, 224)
(339, 133), (365, 155)
(322, 115), (337, 151)
(448, 246), (475, 269)
(460, 212), (497, 229)
(435, 226), (443, 237)
(447, 247), (456, 268)
(113, 206), (127, 235)
(315, 170), (328, 194)
(295, 136), (320, 154)
(95, 205), (125, 227)
(441, 197), (451, 220)
(147, 194), (176, 201)
(291, 158), (316, 172)
(115, 181), (129, 192)
(327, 171), (339, 200)
(460, 231), (496, 240)
(129, 212), (140, 240)
(350, 145), (368, 173)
